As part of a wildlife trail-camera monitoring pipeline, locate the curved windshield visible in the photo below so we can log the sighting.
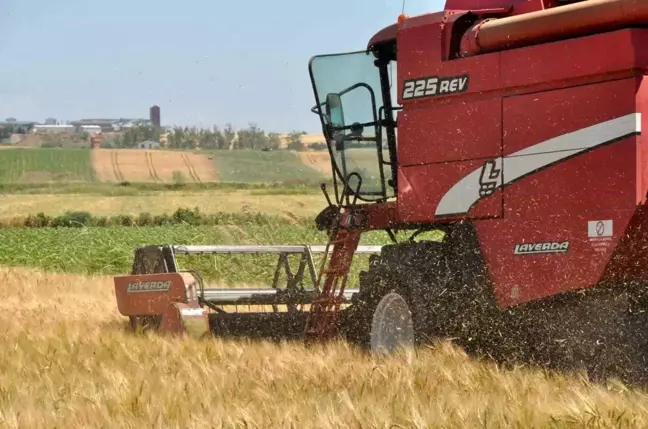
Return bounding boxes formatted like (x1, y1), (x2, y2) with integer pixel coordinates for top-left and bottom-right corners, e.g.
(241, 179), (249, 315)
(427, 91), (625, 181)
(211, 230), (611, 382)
(309, 50), (395, 202)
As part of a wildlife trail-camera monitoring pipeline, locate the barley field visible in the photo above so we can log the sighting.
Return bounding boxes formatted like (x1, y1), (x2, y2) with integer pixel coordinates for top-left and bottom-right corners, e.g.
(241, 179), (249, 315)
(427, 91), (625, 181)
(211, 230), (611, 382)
(0, 189), (325, 221)
(2, 266), (648, 428)
(91, 148), (220, 184)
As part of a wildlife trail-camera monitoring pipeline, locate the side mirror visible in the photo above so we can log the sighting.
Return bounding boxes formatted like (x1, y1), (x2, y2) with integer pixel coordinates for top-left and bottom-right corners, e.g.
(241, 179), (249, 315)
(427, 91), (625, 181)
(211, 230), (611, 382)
(325, 93), (345, 128)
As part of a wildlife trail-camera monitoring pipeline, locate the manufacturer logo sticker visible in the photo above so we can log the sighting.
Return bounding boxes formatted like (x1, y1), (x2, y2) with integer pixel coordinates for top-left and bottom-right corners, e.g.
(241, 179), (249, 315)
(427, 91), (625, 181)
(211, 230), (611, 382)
(514, 241), (569, 255)
(478, 159), (502, 198)
(126, 280), (171, 293)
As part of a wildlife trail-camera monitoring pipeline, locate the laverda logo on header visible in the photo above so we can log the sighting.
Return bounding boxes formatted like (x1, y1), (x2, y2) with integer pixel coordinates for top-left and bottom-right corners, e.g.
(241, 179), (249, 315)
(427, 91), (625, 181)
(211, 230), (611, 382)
(514, 241), (569, 255)
(127, 280), (172, 293)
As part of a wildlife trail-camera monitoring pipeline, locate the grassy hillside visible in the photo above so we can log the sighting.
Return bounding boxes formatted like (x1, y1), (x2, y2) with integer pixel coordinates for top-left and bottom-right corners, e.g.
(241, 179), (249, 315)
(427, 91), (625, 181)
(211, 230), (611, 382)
(0, 148), (96, 183)
(212, 150), (325, 183)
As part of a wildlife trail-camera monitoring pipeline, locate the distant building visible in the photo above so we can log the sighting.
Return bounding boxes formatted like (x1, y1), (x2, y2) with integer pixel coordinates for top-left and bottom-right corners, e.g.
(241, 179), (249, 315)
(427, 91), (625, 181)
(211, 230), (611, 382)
(137, 140), (160, 149)
(79, 125), (102, 134)
(159, 132), (169, 146)
(72, 119), (150, 133)
(45, 118), (57, 125)
(32, 124), (75, 133)
(102, 118), (154, 131)
(70, 119), (117, 133)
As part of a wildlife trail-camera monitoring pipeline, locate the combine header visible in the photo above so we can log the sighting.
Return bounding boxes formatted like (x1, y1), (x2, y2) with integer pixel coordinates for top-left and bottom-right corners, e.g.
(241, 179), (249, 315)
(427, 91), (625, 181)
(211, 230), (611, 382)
(114, 244), (383, 339)
(115, 0), (648, 383)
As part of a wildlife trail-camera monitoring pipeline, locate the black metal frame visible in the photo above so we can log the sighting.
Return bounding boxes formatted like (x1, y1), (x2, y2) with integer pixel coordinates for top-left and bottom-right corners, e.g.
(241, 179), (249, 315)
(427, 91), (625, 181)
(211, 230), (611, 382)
(130, 244), (384, 312)
(307, 49), (399, 205)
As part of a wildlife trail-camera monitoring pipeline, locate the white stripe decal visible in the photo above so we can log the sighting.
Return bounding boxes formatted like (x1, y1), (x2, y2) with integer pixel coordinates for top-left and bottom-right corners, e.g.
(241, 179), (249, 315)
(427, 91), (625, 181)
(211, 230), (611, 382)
(435, 113), (641, 216)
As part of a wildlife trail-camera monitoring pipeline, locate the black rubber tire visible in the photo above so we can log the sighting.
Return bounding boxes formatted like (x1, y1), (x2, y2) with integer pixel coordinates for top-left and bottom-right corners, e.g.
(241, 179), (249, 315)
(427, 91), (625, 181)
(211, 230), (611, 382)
(342, 242), (448, 351)
(342, 251), (409, 349)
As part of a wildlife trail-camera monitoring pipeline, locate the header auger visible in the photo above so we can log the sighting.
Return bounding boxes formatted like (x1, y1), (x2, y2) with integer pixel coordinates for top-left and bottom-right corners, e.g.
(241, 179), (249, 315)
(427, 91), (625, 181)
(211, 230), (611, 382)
(115, 0), (648, 384)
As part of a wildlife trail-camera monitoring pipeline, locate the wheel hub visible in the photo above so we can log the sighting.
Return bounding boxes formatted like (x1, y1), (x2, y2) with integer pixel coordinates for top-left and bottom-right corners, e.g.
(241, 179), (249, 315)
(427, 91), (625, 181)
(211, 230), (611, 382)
(370, 292), (414, 354)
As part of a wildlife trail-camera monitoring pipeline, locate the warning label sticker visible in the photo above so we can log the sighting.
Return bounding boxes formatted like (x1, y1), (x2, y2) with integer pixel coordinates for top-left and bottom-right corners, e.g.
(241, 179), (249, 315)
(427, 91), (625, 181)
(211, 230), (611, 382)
(587, 220), (613, 253)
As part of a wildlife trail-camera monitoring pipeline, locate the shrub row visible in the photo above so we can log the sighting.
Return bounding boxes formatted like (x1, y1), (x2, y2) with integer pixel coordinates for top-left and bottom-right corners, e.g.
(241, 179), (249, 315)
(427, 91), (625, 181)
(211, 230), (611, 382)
(1, 207), (310, 228)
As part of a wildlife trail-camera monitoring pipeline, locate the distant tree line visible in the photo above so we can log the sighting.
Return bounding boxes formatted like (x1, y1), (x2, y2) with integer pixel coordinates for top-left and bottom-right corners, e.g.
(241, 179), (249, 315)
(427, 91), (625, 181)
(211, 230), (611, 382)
(111, 123), (327, 151)
(0, 122), (330, 151)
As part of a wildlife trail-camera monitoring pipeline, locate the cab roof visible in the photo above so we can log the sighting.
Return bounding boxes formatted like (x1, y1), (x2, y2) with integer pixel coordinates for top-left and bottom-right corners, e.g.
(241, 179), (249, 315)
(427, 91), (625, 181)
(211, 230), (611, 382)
(367, 23), (397, 61)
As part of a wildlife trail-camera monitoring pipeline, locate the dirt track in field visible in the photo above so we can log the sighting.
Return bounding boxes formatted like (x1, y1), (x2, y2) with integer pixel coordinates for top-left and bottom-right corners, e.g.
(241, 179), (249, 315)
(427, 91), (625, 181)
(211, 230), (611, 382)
(297, 151), (333, 175)
(91, 149), (219, 183)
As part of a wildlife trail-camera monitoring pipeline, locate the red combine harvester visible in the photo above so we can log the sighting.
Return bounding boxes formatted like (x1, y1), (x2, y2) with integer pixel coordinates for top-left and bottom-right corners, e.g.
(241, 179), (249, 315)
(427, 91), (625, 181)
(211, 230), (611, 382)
(114, 0), (648, 383)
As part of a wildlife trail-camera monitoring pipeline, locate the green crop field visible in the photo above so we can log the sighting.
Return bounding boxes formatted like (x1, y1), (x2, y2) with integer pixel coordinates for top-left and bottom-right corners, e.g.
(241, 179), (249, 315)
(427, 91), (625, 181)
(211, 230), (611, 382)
(0, 148), (96, 183)
(0, 223), (393, 286)
(211, 149), (325, 183)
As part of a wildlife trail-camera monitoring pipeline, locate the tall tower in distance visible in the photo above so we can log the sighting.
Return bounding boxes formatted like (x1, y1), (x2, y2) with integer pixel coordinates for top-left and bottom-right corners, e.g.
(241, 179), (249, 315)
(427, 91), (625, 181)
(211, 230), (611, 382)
(150, 105), (161, 143)
(150, 105), (161, 128)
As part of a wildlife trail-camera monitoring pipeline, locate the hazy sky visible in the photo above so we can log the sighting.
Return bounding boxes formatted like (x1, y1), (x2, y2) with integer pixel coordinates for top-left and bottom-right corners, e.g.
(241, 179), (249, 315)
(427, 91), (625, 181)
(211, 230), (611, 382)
(0, 0), (444, 133)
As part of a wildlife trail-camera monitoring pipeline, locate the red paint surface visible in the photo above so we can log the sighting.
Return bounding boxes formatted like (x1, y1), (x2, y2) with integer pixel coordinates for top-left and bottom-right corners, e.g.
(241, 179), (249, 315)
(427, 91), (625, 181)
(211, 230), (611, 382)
(392, 22), (648, 308)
